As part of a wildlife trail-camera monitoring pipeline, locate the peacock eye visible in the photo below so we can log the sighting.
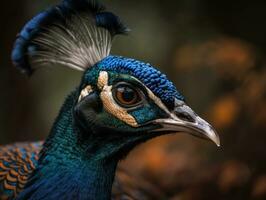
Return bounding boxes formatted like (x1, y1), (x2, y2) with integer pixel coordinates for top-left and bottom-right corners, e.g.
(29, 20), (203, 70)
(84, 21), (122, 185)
(113, 83), (143, 108)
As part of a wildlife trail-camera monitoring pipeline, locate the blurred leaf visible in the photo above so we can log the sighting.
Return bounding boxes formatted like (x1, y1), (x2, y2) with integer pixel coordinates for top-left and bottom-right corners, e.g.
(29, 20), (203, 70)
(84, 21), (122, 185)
(218, 161), (251, 193)
(209, 95), (239, 129)
(252, 175), (266, 198)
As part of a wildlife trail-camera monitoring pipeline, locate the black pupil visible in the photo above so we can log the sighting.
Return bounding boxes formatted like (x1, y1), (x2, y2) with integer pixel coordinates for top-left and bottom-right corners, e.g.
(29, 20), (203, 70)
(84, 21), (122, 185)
(118, 86), (136, 102)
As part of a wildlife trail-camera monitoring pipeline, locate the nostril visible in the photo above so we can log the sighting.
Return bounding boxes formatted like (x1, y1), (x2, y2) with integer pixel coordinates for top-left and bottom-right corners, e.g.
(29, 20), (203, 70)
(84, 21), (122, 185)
(176, 112), (195, 123)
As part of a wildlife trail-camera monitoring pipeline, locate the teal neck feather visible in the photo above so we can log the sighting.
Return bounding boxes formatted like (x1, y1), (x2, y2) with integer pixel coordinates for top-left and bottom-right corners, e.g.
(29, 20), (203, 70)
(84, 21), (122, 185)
(17, 90), (118, 200)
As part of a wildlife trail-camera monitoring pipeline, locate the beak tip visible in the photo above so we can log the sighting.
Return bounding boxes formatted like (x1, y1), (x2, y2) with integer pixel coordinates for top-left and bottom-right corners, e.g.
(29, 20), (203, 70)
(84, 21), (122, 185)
(210, 131), (221, 147)
(215, 140), (221, 147)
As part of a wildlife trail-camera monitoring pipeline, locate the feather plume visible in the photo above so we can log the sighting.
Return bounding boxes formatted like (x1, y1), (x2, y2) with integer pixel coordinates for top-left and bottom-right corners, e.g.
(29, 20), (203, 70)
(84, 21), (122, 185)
(11, 0), (129, 75)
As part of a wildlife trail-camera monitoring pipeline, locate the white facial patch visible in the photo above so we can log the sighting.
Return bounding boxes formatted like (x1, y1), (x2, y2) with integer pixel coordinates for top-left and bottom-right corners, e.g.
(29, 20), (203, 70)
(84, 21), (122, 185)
(97, 71), (109, 90)
(97, 71), (139, 127)
(78, 85), (93, 102)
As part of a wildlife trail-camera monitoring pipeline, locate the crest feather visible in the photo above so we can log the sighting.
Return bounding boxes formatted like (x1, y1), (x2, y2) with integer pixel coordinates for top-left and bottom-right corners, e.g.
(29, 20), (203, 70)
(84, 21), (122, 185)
(11, 0), (128, 75)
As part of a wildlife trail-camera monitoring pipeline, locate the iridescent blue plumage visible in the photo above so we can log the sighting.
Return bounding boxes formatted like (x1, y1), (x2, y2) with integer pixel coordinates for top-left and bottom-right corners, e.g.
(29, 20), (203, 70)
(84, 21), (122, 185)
(94, 55), (185, 108)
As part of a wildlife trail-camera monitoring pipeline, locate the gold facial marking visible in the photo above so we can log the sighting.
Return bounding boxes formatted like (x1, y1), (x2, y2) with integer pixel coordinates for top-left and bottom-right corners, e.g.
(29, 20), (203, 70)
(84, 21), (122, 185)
(97, 71), (139, 127)
(100, 85), (138, 127)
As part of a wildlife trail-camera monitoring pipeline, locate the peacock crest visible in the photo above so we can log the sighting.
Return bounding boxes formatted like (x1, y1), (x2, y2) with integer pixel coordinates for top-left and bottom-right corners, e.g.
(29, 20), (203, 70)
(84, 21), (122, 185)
(12, 0), (128, 74)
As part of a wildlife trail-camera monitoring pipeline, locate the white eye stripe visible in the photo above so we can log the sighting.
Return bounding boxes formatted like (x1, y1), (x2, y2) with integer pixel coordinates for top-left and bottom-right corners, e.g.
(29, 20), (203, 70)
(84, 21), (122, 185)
(129, 76), (173, 119)
(146, 88), (174, 118)
(78, 85), (93, 102)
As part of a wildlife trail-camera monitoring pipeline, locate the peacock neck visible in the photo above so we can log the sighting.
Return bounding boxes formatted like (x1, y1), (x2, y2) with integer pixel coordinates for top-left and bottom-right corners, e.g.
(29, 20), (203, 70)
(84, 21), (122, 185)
(17, 91), (118, 200)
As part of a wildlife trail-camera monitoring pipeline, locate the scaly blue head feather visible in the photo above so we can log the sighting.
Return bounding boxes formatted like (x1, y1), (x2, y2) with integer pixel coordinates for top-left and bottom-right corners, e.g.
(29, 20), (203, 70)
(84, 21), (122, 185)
(84, 56), (185, 109)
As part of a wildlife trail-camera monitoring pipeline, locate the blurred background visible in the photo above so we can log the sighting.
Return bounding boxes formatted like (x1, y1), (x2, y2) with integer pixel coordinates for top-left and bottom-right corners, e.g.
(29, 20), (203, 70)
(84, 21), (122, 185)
(1, 0), (266, 199)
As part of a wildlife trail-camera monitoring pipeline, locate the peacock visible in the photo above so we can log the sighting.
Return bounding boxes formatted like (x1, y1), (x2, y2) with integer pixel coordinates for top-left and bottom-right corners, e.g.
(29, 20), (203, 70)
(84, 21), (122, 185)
(0, 0), (220, 199)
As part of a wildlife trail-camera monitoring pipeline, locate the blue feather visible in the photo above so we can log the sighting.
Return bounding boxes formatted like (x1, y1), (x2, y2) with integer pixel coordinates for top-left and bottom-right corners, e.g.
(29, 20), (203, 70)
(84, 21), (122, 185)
(62, 0), (105, 13)
(11, 0), (128, 75)
(11, 9), (58, 75)
(85, 55), (185, 108)
(96, 12), (129, 36)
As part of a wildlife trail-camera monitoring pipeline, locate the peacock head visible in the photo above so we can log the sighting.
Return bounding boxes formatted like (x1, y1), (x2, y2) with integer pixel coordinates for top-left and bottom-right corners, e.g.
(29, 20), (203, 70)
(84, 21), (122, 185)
(12, 0), (219, 159)
(73, 55), (220, 157)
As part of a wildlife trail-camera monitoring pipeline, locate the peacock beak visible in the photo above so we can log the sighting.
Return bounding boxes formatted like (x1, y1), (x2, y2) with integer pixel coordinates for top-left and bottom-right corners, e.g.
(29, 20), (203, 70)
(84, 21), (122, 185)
(152, 100), (220, 147)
